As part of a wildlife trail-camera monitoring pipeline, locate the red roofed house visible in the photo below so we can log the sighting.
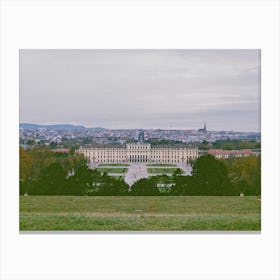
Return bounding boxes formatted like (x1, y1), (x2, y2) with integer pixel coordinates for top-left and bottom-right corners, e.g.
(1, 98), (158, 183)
(208, 149), (255, 159)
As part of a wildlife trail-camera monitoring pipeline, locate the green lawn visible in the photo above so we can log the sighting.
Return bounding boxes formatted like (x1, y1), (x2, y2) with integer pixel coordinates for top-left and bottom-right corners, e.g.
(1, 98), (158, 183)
(111, 176), (124, 180)
(98, 164), (129, 166)
(146, 164), (177, 167)
(147, 168), (184, 174)
(20, 196), (261, 231)
(96, 168), (128, 174)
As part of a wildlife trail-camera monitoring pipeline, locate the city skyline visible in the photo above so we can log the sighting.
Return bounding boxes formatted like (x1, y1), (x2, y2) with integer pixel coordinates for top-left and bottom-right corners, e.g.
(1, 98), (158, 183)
(20, 49), (261, 132)
(19, 122), (260, 133)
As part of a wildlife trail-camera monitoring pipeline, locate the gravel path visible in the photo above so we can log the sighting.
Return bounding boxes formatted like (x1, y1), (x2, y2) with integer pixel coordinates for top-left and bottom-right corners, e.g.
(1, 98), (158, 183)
(177, 163), (193, 175)
(88, 162), (193, 184)
(125, 164), (149, 186)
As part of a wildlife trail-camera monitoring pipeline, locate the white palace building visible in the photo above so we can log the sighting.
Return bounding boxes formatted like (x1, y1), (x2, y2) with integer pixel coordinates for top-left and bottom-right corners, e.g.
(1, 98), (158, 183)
(78, 142), (198, 164)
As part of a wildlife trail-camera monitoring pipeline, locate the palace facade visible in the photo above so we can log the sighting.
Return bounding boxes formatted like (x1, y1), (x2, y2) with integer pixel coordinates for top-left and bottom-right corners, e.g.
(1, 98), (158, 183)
(78, 143), (198, 164)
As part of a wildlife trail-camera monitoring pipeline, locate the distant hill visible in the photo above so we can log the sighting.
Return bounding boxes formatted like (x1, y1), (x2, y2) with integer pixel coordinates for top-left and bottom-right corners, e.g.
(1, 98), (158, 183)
(20, 123), (87, 130)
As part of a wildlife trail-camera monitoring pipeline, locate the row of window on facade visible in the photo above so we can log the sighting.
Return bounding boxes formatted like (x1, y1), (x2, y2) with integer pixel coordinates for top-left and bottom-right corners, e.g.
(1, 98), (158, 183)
(83, 151), (196, 155)
(88, 153), (196, 157)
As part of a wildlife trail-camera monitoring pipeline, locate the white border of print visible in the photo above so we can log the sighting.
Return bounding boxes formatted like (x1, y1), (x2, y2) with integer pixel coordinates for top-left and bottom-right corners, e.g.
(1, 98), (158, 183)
(0, 1), (279, 280)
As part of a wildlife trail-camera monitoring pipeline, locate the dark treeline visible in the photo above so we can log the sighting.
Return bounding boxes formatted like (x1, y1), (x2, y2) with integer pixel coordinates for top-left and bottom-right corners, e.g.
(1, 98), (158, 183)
(198, 139), (261, 151)
(20, 147), (261, 196)
(20, 147), (128, 196)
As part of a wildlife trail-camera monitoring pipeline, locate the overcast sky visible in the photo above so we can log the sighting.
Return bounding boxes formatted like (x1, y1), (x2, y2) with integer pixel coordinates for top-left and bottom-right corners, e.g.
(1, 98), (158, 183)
(20, 49), (260, 132)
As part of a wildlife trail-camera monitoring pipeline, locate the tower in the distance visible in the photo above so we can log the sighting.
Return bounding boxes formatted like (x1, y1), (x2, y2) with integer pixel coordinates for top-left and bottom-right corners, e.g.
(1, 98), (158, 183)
(198, 122), (207, 133)
(138, 131), (145, 143)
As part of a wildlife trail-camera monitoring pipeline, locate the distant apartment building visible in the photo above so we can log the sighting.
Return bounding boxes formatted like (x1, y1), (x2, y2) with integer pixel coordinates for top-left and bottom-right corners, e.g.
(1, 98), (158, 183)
(208, 149), (260, 159)
(78, 143), (198, 164)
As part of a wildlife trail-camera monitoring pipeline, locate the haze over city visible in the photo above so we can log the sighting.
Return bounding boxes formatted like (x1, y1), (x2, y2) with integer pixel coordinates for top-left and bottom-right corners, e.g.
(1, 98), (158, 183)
(20, 49), (261, 132)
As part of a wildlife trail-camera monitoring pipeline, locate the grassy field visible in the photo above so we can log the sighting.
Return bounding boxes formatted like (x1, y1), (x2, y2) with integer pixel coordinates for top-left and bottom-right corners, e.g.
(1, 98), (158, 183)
(96, 168), (128, 174)
(147, 168), (184, 174)
(20, 196), (261, 231)
(111, 176), (124, 180)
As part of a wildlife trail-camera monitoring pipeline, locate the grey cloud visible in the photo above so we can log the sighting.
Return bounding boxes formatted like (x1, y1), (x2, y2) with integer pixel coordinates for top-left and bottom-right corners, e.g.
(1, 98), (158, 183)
(20, 49), (260, 132)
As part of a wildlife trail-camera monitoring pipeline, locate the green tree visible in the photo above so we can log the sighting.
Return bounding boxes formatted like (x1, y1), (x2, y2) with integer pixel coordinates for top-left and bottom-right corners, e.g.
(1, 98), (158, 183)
(49, 141), (57, 149)
(96, 175), (129, 195)
(28, 147), (56, 180)
(223, 155), (261, 195)
(130, 178), (160, 196)
(171, 176), (194, 195)
(66, 165), (93, 195)
(69, 146), (79, 155)
(30, 162), (67, 195)
(172, 168), (184, 177)
(20, 147), (56, 194)
(19, 147), (32, 194)
(192, 154), (231, 195)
